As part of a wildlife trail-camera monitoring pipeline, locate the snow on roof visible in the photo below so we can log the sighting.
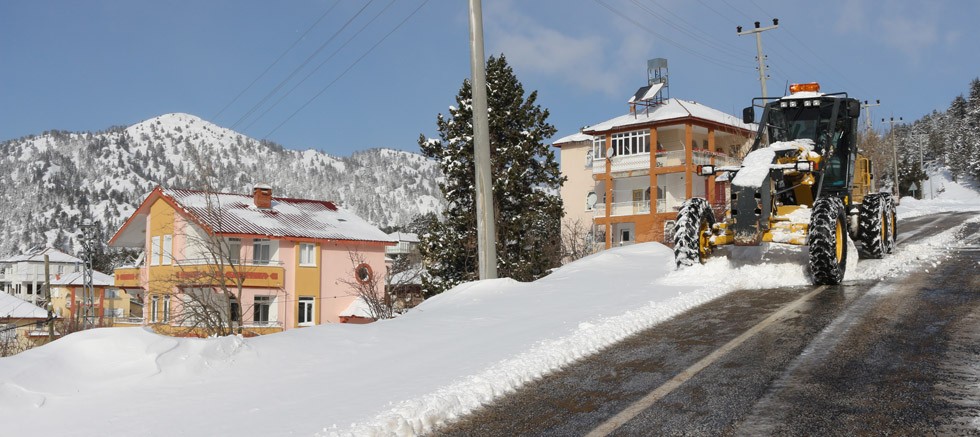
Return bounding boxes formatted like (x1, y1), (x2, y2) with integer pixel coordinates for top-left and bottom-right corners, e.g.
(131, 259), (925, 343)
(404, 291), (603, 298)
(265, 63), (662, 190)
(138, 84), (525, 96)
(0, 247), (82, 264)
(340, 297), (373, 318)
(387, 232), (419, 243)
(0, 293), (48, 319)
(553, 132), (594, 145)
(50, 271), (114, 287)
(584, 98), (755, 134)
(157, 188), (394, 243)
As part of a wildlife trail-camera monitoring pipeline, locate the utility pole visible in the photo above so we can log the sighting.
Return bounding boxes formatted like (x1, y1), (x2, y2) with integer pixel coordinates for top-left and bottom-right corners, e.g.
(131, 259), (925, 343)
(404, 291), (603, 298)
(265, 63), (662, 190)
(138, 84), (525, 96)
(81, 219), (96, 329)
(44, 254), (54, 341)
(861, 99), (880, 132)
(737, 19), (779, 99)
(467, 0), (498, 280)
(883, 116), (904, 198)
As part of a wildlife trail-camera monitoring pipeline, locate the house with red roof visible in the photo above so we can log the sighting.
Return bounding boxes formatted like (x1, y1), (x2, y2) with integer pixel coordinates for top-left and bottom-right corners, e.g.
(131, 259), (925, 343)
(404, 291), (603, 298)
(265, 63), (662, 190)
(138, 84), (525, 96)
(108, 185), (395, 336)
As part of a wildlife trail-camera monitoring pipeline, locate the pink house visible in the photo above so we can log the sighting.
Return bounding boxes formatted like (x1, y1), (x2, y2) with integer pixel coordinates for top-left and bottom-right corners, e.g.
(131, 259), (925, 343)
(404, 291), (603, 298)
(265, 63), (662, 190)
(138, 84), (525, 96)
(109, 185), (395, 336)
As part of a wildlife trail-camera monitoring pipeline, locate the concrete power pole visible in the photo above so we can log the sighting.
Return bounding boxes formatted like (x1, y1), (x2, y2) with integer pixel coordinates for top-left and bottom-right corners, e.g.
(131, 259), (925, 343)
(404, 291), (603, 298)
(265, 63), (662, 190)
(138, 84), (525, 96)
(737, 19), (779, 99)
(467, 0), (498, 280)
(861, 99), (880, 132)
(883, 116), (904, 198)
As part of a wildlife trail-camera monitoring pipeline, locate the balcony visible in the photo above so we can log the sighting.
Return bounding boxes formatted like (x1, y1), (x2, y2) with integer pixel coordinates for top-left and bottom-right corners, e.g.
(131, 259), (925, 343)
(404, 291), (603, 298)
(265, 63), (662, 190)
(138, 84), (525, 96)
(114, 267), (142, 288)
(594, 200), (651, 217)
(656, 149), (741, 168)
(171, 260), (285, 289)
(592, 153), (651, 175)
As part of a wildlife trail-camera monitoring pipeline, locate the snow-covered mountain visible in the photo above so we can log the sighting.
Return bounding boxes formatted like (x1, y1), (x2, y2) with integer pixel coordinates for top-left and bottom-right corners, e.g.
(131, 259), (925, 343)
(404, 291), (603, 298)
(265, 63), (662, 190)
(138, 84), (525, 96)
(0, 113), (444, 257)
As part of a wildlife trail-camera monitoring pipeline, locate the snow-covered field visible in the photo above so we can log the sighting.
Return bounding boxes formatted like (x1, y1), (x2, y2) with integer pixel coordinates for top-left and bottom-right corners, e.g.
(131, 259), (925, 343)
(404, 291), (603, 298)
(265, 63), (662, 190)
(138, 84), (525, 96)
(1, 173), (977, 437)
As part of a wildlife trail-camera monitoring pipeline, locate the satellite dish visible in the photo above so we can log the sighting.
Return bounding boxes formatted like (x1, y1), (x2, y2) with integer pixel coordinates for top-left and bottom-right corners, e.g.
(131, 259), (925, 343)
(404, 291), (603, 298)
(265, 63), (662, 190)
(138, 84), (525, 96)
(606, 147), (615, 159)
(586, 192), (598, 209)
(585, 154), (594, 167)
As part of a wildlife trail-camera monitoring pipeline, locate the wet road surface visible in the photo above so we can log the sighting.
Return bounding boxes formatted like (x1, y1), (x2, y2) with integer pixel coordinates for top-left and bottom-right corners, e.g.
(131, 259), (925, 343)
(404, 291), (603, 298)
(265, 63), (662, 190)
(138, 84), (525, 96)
(434, 212), (980, 436)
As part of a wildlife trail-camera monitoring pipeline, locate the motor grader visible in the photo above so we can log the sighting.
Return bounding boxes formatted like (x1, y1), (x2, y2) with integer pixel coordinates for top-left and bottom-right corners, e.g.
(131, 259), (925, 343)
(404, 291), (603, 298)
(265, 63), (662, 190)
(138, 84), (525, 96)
(673, 82), (897, 284)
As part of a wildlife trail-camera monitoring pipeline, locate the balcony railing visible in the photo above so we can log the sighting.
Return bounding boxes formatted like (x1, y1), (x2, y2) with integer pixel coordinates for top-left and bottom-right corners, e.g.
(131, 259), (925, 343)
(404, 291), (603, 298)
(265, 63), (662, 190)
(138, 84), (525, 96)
(656, 149), (740, 168)
(656, 198), (687, 213)
(113, 317), (144, 325)
(592, 153), (651, 175)
(594, 200), (651, 217)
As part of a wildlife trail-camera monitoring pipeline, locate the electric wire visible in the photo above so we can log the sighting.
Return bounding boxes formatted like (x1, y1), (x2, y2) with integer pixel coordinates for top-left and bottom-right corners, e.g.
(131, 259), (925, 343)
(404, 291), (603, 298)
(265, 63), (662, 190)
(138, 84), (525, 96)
(635, 0), (754, 61)
(212, 0), (343, 122)
(230, 0), (378, 131)
(263, 0), (431, 139)
(593, 0), (754, 72)
(242, 0), (398, 133)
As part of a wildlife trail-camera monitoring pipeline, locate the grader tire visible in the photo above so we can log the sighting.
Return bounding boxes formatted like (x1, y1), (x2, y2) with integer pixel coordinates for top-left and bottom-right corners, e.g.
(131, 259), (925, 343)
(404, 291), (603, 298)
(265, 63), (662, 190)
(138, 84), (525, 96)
(673, 198), (715, 267)
(808, 196), (847, 285)
(884, 194), (897, 254)
(858, 193), (887, 259)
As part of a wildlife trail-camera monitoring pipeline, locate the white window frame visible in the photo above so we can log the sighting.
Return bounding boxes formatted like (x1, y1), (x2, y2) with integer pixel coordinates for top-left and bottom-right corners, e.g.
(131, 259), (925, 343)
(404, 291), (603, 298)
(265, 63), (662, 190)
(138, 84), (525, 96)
(163, 297), (170, 323)
(151, 236), (161, 266)
(253, 239), (271, 265)
(591, 135), (607, 159)
(298, 297), (314, 326)
(226, 238), (241, 264)
(299, 243), (316, 267)
(610, 129), (651, 157)
(150, 295), (159, 323)
(253, 295), (275, 323)
(162, 234), (173, 265)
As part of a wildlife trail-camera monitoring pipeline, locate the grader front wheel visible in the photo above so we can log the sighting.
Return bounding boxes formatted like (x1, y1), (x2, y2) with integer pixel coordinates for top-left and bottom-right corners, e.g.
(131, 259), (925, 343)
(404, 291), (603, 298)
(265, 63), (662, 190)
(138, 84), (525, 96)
(674, 198), (715, 267)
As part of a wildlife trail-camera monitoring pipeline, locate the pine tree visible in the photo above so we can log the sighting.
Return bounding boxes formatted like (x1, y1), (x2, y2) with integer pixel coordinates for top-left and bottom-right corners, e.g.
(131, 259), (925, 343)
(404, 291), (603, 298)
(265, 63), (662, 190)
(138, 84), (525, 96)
(418, 55), (565, 295)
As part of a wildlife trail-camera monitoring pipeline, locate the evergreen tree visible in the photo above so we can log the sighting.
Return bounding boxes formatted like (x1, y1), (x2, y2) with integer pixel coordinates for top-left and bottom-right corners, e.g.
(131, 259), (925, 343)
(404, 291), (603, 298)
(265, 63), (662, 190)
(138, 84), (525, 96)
(418, 55), (565, 295)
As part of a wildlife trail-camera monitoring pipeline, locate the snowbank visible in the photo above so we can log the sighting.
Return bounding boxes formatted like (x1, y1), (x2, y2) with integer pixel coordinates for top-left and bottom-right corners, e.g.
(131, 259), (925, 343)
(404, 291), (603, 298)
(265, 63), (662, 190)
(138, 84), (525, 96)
(0, 171), (977, 436)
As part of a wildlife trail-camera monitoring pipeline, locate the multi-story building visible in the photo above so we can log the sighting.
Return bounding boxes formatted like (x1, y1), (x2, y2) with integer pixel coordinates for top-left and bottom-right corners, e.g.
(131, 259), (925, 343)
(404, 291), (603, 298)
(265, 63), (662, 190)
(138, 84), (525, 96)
(108, 185), (395, 336)
(0, 247), (84, 306)
(556, 96), (754, 249)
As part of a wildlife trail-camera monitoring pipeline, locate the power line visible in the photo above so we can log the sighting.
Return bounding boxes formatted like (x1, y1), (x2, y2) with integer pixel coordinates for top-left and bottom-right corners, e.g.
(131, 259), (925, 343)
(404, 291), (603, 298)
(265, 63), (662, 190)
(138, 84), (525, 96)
(230, 0), (379, 131)
(633, 0), (753, 61)
(593, 0), (754, 72)
(263, 0), (431, 139)
(212, 0), (342, 121)
(243, 0), (398, 133)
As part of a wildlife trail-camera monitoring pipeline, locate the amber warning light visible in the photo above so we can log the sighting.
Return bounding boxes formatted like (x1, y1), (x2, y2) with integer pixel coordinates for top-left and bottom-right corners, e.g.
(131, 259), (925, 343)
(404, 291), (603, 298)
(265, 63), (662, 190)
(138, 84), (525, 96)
(789, 82), (820, 93)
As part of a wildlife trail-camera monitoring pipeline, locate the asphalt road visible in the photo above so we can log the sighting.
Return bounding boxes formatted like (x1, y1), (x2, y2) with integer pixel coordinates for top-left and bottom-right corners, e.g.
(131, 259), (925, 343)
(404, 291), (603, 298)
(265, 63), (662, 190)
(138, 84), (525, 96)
(433, 212), (980, 436)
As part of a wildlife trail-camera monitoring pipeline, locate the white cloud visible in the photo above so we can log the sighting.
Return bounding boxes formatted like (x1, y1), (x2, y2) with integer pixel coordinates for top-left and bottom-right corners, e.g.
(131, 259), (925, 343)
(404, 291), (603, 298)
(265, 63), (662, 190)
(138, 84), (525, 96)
(484, 0), (655, 97)
(835, 0), (949, 61)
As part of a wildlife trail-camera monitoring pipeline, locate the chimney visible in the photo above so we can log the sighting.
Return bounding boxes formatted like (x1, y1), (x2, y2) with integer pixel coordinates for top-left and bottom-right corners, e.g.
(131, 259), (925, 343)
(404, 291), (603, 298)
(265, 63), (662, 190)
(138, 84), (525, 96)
(253, 183), (273, 209)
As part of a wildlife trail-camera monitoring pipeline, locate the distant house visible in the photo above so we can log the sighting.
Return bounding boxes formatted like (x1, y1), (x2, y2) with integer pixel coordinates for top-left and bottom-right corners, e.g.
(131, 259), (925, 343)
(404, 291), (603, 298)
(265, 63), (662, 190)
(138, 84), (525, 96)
(0, 247), (83, 306)
(108, 185), (396, 336)
(385, 232), (419, 259)
(555, 76), (755, 248)
(49, 271), (138, 327)
(0, 291), (52, 354)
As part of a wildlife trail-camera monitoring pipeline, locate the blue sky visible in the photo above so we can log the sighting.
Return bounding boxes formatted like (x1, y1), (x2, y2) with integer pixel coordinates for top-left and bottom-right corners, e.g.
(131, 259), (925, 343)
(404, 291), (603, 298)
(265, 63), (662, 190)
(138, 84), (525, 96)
(2, 0), (977, 156)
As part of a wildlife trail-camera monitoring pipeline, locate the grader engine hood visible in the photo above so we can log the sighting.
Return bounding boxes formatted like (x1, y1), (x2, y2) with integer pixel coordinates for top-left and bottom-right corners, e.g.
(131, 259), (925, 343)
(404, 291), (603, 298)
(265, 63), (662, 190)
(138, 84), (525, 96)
(729, 140), (817, 245)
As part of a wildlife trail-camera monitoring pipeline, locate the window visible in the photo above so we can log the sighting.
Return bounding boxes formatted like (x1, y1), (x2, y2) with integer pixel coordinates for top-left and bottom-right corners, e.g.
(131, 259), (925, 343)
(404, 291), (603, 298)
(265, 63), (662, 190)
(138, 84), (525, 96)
(610, 130), (650, 157)
(150, 296), (159, 323)
(354, 263), (374, 284)
(253, 296), (272, 323)
(253, 239), (271, 265)
(163, 297), (170, 323)
(591, 135), (607, 159)
(226, 238), (241, 263)
(229, 298), (240, 323)
(298, 297), (314, 326)
(162, 234), (173, 264)
(151, 236), (161, 266)
(299, 243), (316, 266)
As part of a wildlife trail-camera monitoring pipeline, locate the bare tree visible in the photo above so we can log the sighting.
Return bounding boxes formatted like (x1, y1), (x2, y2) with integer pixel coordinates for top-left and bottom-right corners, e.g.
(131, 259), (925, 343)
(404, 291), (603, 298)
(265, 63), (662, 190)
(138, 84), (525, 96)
(560, 218), (600, 264)
(338, 250), (392, 320)
(0, 323), (33, 357)
(386, 252), (425, 314)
